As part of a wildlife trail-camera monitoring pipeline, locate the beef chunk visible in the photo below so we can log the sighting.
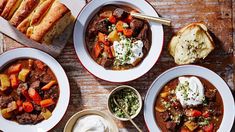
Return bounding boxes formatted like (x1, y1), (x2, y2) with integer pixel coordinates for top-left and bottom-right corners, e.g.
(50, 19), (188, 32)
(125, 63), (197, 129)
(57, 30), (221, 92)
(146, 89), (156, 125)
(16, 113), (33, 124)
(137, 24), (149, 40)
(17, 83), (28, 96)
(0, 96), (13, 108)
(41, 74), (52, 84)
(33, 103), (42, 111)
(161, 111), (170, 121)
(16, 113), (32, 124)
(208, 102), (215, 109)
(16, 113), (44, 124)
(130, 19), (144, 36)
(113, 8), (128, 19)
(35, 114), (44, 123)
(205, 89), (216, 101)
(166, 121), (176, 131)
(29, 70), (45, 83)
(100, 58), (113, 68)
(143, 39), (150, 51)
(44, 85), (59, 100)
(95, 19), (110, 34)
(87, 17), (100, 39)
(136, 24), (150, 51)
(29, 80), (40, 89)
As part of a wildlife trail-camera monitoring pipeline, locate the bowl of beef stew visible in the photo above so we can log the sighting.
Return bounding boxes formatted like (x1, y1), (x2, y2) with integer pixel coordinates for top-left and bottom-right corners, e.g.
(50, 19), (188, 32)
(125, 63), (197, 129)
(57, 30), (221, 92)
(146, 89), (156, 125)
(144, 65), (235, 132)
(0, 48), (70, 131)
(74, 0), (163, 82)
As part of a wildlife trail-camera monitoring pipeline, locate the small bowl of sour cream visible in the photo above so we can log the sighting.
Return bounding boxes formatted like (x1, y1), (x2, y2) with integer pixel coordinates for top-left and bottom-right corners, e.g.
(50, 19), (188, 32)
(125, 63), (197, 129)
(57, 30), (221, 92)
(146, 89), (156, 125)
(64, 109), (118, 132)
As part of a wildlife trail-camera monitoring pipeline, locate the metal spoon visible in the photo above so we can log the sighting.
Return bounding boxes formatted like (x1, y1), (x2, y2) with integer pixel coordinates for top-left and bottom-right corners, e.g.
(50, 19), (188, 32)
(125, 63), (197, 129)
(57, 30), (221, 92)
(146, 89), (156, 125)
(113, 98), (143, 132)
(131, 12), (171, 26)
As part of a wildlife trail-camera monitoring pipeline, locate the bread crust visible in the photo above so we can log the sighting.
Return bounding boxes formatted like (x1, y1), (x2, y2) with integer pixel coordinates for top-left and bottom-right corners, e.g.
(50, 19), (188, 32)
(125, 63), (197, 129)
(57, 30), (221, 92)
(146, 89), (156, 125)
(10, 0), (40, 27)
(1, 0), (22, 20)
(28, 1), (70, 42)
(168, 22), (215, 65)
(17, 0), (55, 33)
(30, 0), (55, 26)
(0, 0), (8, 14)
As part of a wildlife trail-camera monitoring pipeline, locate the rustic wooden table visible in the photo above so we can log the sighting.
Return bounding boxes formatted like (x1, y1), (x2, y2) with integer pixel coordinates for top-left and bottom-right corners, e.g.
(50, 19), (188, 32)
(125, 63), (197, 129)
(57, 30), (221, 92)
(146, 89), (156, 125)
(0, 0), (234, 131)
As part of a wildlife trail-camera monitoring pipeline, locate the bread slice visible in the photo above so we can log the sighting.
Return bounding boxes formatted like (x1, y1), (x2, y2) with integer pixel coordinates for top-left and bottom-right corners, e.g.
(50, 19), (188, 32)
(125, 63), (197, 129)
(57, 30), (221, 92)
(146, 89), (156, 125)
(9, 0), (40, 27)
(17, 0), (55, 33)
(1, 0), (22, 20)
(0, 0), (8, 14)
(168, 22), (215, 65)
(27, 0), (73, 44)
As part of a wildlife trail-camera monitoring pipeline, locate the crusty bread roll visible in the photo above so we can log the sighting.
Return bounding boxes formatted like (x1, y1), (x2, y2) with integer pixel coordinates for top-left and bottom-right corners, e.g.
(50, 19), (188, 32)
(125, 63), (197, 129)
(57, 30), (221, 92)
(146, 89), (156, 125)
(17, 0), (55, 33)
(0, 0), (8, 14)
(1, 0), (22, 20)
(27, 0), (72, 44)
(10, 0), (39, 27)
(168, 22), (215, 65)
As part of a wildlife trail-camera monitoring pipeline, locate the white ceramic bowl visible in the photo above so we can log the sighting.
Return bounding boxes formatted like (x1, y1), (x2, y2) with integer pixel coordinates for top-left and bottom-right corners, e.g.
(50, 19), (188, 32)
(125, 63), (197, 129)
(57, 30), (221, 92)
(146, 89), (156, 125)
(73, 0), (163, 83)
(144, 65), (235, 131)
(64, 109), (118, 132)
(107, 85), (142, 121)
(0, 48), (70, 132)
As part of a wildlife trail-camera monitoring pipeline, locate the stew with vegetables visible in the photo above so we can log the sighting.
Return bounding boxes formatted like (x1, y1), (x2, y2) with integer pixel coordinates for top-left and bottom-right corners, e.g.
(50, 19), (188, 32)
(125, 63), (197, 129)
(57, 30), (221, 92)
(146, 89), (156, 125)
(155, 76), (223, 132)
(0, 59), (59, 124)
(86, 5), (151, 70)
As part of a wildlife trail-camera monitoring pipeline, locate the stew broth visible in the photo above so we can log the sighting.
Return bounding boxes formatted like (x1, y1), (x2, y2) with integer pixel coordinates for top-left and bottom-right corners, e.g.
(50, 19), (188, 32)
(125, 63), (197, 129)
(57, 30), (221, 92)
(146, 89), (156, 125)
(0, 59), (59, 124)
(86, 5), (152, 70)
(155, 76), (223, 132)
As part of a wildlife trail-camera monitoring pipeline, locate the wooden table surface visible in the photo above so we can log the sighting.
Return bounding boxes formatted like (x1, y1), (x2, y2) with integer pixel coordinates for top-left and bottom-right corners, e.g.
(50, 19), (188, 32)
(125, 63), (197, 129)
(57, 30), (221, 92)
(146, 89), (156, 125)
(0, 0), (234, 132)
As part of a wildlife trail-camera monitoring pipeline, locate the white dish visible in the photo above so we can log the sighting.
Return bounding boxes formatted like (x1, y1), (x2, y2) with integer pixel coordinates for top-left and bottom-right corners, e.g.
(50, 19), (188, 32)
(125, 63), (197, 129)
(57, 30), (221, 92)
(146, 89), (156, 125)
(0, 48), (70, 132)
(73, 0), (164, 83)
(64, 109), (118, 132)
(144, 65), (235, 131)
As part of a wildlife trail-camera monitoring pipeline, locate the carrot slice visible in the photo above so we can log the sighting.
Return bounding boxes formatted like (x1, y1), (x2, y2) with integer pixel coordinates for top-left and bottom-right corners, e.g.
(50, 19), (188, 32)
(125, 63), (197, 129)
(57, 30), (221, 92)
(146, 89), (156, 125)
(8, 64), (22, 74)
(109, 15), (116, 24)
(104, 46), (113, 58)
(98, 32), (109, 46)
(9, 74), (19, 88)
(116, 21), (124, 32)
(123, 28), (133, 37)
(21, 88), (31, 101)
(28, 88), (41, 105)
(41, 80), (56, 90)
(92, 42), (103, 58)
(22, 102), (34, 113)
(40, 99), (55, 108)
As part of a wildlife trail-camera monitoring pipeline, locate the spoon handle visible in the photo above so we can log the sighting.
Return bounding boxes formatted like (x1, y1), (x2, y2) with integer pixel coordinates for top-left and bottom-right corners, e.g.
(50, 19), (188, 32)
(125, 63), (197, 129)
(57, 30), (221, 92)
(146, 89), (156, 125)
(113, 98), (142, 132)
(131, 12), (171, 26)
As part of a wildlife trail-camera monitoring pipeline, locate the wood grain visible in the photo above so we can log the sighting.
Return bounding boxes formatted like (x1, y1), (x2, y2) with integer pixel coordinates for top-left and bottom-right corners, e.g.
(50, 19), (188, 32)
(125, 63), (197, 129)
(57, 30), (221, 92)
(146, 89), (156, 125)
(0, 0), (234, 132)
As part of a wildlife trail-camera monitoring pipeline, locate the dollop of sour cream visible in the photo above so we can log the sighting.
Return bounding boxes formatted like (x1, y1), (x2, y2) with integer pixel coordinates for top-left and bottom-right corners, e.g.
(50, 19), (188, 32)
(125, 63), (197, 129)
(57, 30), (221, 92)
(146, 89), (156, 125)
(113, 39), (143, 65)
(175, 76), (205, 107)
(73, 115), (109, 132)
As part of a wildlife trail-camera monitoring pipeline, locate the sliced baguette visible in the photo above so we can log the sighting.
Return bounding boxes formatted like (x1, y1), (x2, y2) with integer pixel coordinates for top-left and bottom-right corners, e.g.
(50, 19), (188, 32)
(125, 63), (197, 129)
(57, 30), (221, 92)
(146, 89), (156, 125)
(10, 0), (40, 27)
(1, 0), (22, 20)
(17, 0), (55, 33)
(27, 0), (72, 44)
(168, 22), (215, 65)
(0, 0), (8, 14)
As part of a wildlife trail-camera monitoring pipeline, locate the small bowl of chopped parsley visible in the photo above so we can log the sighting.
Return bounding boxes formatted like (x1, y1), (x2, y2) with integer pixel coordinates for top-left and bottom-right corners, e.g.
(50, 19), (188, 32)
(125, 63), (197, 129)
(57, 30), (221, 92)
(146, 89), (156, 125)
(108, 85), (142, 121)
